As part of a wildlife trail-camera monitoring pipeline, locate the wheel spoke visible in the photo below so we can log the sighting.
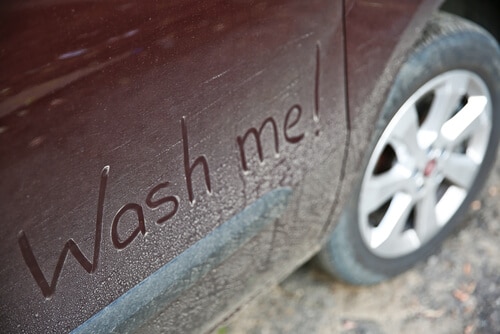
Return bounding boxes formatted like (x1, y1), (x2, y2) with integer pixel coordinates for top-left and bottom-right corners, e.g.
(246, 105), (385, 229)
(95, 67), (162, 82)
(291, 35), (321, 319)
(440, 96), (488, 146)
(436, 185), (466, 224)
(414, 181), (440, 242)
(369, 193), (414, 251)
(441, 152), (479, 189)
(422, 73), (470, 133)
(361, 164), (413, 213)
(389, 106), (427, 168)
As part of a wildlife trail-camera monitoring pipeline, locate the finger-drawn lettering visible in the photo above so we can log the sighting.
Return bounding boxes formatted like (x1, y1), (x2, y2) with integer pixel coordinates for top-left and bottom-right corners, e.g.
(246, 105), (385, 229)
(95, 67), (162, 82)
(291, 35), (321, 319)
(284, 104), (305, 144)
(146, 182), (179, 224)
(182, 117), (212, 203)
(237, 117), (279, 171)
(314, 42), (321, 121)
(17, 166), (109, 299)
(111, 203), (146, 249)
(17, 43), (326, 299)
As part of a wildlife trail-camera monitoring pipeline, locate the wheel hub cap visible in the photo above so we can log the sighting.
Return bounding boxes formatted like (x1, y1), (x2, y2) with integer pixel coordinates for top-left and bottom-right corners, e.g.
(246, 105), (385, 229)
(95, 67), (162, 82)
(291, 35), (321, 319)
(423, 158), (437, 177)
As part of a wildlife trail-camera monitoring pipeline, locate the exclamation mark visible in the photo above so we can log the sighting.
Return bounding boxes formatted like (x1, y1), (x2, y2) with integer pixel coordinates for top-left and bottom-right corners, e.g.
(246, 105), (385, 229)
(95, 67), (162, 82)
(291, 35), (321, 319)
(314, 42), (321, 136)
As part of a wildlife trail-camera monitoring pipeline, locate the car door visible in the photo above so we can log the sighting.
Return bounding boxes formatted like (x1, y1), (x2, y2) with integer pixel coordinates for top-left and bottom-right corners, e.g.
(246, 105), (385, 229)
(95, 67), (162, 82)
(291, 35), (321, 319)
(0, 1), (347, 332)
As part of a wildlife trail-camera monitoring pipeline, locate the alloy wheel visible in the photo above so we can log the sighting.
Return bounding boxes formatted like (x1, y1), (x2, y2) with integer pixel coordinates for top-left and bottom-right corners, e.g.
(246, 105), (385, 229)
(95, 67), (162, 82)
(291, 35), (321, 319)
(359, 70), (492, 258)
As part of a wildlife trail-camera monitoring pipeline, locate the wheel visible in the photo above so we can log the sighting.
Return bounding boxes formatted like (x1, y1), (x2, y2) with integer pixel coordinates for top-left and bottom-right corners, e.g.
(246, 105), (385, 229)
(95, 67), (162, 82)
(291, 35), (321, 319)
(318, 13), (500, 285)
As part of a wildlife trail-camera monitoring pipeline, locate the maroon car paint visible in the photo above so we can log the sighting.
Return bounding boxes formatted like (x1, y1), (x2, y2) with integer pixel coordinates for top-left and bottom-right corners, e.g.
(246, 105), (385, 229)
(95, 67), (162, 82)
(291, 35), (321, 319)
(0, 0), (440, 332)
(347, 0), (414, 122)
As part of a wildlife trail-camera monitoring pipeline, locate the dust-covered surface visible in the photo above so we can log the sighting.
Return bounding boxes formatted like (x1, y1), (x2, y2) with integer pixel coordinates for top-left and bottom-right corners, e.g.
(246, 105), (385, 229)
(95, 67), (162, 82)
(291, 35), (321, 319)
(220, 154), (500, 334)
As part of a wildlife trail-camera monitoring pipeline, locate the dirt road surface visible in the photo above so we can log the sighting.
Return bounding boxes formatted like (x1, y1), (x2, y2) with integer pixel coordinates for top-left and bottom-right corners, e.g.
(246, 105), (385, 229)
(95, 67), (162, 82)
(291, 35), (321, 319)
(220, 152), (500, 334)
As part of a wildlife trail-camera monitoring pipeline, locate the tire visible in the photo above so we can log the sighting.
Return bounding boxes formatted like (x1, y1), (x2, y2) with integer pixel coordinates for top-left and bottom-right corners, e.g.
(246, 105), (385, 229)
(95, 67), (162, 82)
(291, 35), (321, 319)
(317, 13), (500, 285)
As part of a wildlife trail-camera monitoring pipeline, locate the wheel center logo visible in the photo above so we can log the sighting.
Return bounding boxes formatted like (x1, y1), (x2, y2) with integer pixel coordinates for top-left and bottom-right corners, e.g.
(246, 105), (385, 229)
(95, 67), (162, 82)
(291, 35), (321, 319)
(424, 159), (437, 177)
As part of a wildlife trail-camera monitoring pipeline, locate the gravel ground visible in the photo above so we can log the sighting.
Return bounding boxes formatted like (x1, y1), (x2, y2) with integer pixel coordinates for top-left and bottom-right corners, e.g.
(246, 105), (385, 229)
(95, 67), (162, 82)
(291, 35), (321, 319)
(220, 154), (500, 334)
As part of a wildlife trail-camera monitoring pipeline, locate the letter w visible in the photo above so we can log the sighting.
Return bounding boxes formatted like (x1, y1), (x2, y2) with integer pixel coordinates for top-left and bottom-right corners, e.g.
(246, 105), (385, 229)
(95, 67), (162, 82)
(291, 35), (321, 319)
(17, 166), (109, 299)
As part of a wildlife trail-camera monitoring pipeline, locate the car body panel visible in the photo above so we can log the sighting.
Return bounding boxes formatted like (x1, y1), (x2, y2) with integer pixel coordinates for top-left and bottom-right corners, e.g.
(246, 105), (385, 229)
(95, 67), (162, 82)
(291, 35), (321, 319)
(0, 0), (441, 332)
(345, 0), (432, 122)
(74, 187), (293, 333)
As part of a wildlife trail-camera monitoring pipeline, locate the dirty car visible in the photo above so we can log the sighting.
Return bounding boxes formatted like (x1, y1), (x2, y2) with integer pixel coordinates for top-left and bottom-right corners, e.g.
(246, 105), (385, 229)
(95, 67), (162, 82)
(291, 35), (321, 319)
(1, 0), (499, 333)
